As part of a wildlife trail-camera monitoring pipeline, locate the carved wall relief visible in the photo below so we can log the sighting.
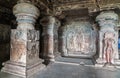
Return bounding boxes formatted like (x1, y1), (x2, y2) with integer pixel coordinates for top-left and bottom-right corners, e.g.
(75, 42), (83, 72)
(59, 21), (96, 58)
(10, 40), (26, 63)
(103, 32), (115, 64)
(95, 11), (120, 67)
(10, 30), (40, 64)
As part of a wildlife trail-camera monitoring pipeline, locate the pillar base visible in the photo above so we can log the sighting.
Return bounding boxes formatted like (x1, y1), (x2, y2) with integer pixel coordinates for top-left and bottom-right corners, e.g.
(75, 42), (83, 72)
(1, 29), (45, 77)
(95, 58), (120, 68)
(95, 63), (120, 68)
(1, 60), (45, 78)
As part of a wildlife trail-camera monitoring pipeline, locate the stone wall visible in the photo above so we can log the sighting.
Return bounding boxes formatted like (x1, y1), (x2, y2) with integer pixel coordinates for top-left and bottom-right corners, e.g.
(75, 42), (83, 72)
(0, 24), (10, 69)
(58, 17), (97, 58)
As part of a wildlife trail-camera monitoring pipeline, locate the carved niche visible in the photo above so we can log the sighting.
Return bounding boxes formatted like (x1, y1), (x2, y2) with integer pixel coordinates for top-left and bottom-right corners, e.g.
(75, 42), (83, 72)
(59, 20), (96, 58)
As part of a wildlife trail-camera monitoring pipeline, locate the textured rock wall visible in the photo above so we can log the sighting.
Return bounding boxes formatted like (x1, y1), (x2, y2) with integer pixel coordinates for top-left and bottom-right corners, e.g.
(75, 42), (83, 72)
(0, 24), (10, 69)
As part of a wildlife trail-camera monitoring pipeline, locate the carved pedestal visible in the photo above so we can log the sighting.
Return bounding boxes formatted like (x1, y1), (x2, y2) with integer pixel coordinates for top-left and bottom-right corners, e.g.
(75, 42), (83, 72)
(95, 11), (120, 67)
(1, 1), (45, 77)
(2, 30), (44, 77)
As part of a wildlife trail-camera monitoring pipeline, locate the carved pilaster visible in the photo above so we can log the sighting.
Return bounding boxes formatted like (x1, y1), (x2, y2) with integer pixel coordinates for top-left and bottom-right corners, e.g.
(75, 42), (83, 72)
(95, 11), (120, 67)
(1, 1), (45, 78)
(40, 16), (60, 63)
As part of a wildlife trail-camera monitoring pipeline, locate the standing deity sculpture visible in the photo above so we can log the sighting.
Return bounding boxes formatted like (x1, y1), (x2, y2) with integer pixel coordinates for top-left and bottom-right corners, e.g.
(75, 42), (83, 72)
(103, 32), (115, 66)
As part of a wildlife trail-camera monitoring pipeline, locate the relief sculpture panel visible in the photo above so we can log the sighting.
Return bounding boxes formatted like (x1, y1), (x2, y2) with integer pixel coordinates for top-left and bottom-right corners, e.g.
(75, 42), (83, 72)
(10, 30), (40, 64)
(67, 31), (81, 52)
(103, 32), (115, 64)
(60, 21), (96, 57)
(67, 31), (92, 53)
(10, 40), (26, 63)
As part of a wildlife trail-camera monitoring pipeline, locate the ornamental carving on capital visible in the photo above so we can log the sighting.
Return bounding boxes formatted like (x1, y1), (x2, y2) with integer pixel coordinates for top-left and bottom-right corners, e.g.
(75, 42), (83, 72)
(40, 16), (57, 26)
(96, 11), (119, 26)
(13, 1), (40, 30)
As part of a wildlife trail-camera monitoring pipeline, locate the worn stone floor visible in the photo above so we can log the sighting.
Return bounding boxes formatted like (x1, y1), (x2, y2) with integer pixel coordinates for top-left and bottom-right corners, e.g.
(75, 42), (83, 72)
(0, 57), (120, 78)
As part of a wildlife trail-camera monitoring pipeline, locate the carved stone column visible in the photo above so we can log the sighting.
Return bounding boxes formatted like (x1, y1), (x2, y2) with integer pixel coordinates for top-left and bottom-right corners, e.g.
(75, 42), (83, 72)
(40, 16), (59, 63)
(1, 1), (45, 77)
(95, 11), (120, 67)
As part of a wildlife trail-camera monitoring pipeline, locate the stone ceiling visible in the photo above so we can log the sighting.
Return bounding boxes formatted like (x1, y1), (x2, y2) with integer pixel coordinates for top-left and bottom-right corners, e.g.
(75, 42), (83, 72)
(0, 0), (120, 26)
(0, 0), (17, 9)
(0, 0), (120, 16)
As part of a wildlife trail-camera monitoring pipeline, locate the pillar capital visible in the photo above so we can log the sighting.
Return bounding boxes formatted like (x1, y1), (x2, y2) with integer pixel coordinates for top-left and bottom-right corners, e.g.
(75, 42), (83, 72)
(13, 1), (40, 30)
(40, 16), (57, 26)
(96, 11), (119, 28)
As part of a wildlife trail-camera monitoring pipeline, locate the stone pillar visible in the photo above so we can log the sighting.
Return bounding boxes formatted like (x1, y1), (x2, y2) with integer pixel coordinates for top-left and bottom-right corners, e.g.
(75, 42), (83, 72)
(40, 16), (58, 63)
(95, 11), (120, 67)
(1, 1), (45, 77)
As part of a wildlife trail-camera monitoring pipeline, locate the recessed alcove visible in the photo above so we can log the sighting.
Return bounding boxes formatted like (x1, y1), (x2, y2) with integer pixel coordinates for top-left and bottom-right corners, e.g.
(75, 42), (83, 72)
(58, 18), (97, 58)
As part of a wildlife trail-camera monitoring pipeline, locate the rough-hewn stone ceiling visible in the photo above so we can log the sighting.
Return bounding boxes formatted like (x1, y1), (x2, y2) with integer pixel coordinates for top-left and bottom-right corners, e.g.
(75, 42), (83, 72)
(1, 0), (120, 14)
(0, 0), (120, 25)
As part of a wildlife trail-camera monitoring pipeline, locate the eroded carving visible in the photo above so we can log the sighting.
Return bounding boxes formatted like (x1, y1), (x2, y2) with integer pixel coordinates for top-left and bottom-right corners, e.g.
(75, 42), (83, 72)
(103, 32), (115, 64)
(95, 11), (120, 67)
(11, 40), (26, 63)
(59, 20), (96, 57)
(27, 41), (39, 60)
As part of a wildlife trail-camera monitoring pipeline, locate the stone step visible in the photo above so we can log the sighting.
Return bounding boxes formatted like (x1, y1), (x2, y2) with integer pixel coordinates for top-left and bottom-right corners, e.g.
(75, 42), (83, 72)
(55, 56), (95, 65)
